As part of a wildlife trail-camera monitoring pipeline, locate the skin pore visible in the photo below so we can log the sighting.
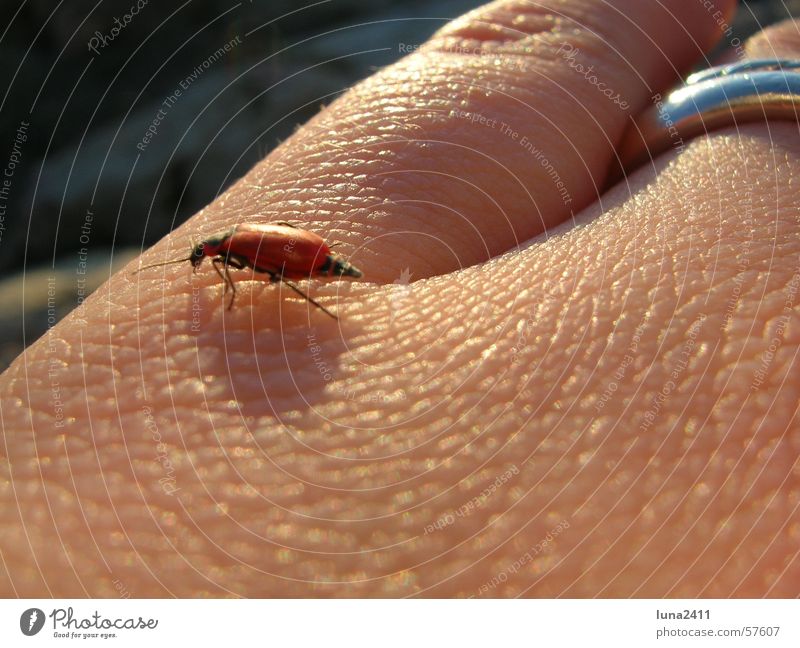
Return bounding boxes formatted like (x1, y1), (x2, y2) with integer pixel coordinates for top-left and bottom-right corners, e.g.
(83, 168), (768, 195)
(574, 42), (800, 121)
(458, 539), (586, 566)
(1, 0), (798, 597)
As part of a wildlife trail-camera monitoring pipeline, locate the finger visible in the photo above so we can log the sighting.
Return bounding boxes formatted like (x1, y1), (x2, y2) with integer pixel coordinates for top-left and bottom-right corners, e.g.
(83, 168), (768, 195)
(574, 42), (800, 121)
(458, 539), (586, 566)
(160, 0), (737, 282)
(742, 17), (800, 58)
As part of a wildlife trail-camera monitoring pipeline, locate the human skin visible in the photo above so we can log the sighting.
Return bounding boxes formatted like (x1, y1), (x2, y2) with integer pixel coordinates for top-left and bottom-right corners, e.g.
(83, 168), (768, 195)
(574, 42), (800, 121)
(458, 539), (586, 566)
(1, 0), (798, 597)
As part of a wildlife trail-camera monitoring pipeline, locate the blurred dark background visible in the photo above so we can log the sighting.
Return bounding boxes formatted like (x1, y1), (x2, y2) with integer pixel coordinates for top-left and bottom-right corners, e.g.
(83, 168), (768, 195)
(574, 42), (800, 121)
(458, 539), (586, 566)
(0, 0), (795, 368)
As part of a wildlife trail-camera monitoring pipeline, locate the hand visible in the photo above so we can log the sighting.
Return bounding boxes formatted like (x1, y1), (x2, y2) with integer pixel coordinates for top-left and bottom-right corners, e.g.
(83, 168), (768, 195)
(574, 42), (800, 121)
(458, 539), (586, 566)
(2, 0), (797, 597)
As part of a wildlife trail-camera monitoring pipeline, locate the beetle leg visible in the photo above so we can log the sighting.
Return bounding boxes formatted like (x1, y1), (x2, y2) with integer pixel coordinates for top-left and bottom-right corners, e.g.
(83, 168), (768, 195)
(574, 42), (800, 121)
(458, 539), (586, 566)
(212, 257), (237, 310)
(274, 221), (297, 229)
(266, 271), (338, 320)
(252, 264), (282, 283)
(224, 254), (249, 270)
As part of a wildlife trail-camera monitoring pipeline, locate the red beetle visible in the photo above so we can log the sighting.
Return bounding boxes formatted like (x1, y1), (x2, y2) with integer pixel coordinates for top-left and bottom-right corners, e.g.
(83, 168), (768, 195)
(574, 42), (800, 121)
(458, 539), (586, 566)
(134, 222), (362, 319)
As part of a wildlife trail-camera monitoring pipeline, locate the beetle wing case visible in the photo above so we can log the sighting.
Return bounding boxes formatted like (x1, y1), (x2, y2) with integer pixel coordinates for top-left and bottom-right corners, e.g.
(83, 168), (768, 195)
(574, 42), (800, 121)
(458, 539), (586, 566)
(224, 223), (330, 278)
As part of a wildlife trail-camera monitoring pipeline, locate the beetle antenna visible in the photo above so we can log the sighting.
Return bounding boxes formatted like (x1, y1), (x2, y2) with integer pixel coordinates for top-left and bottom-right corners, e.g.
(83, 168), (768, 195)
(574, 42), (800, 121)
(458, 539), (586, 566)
(131, 257), (192, 274)
(280, 279), (338, 320)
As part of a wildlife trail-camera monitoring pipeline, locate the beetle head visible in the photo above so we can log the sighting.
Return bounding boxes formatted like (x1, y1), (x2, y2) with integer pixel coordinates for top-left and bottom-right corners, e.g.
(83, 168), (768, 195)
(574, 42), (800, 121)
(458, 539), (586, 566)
(189, 242), (206, 269)
(190, 231), (231, 269)
(133, 229), (235, 276)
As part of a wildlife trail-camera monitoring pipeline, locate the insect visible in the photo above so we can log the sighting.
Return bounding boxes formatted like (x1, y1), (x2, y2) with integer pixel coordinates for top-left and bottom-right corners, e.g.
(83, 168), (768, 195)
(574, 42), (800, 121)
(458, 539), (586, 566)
(133, 222), (362, 319)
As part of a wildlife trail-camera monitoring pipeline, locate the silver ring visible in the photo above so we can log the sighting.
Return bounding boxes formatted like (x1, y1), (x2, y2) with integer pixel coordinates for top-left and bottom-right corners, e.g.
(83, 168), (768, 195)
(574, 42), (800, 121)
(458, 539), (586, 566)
(616, 58), (800, 177)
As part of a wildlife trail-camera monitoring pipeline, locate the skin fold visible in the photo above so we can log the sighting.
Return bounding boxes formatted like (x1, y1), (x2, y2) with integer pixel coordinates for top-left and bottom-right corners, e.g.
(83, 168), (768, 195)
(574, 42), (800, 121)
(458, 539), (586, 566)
(1, 0), (798, 597)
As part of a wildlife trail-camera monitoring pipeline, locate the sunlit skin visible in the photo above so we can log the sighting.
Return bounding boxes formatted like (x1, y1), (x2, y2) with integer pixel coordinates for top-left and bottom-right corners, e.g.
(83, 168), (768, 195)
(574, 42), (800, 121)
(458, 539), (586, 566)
(1, 0), (798, 597)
